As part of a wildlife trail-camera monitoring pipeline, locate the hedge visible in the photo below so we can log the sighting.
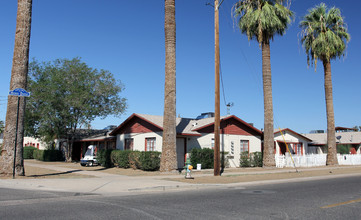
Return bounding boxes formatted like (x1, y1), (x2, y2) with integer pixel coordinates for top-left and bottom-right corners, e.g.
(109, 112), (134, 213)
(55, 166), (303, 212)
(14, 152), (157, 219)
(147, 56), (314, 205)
(190, 148), (230, 169)
(239, 151), (263, 167)
(33, 149), (64, 161)
(139, 151), (161, 171)
(252, 152), (263, 167)
(240, 151), (251, 167)
(97, 149), (114, 168)
(111, 150), (132, 168)
(128, 151), (141, 169)
(190, 148), (214, 169)
(23, 146), (37, 159)
(101, 149), (160, 171)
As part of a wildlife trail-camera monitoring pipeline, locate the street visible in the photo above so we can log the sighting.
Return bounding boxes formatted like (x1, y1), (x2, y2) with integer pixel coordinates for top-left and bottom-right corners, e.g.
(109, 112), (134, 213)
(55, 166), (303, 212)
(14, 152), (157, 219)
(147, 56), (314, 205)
(1, 175), (361, 219)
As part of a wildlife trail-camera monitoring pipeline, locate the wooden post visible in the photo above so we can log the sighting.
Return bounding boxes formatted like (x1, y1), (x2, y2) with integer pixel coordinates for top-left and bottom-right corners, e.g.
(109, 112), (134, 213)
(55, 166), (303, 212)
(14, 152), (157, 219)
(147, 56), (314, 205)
(214, 0), (220, 176)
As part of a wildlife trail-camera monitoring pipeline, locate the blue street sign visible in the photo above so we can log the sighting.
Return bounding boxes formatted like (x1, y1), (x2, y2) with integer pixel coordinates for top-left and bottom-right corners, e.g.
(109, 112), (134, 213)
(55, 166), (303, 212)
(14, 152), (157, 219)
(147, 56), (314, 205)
(8, 88), (30, 97)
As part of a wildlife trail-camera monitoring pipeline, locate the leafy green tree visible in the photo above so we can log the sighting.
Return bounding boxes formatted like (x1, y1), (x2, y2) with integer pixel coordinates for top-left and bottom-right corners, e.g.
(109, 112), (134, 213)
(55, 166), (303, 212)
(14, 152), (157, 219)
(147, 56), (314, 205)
(25, 57), (127, 161)
(234, 0), (293, 167)
(300, 3), (350, 165)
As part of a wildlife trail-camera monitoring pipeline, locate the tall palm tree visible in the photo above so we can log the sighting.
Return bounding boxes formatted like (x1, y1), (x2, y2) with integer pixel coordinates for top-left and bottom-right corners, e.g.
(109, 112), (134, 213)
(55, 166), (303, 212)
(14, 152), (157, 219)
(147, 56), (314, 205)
(160, 0), (177, 172)
(234, 0), (293, 167)
(0, 0), (32, 176)
(300, 3), (350, 165)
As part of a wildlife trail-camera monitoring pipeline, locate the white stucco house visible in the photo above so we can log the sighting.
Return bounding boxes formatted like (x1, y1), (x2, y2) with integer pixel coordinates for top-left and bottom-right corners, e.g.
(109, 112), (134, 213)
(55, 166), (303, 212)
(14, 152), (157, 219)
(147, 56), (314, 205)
(109, 113), (263, 168)
(23, 136), (47, 150)
(303, 127), (361, 154)
(274, 128), (312, 155)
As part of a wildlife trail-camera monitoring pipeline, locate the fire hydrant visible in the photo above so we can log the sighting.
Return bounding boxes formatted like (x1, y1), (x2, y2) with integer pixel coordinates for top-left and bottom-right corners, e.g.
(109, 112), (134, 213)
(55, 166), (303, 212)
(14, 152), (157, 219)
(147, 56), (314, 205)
(184, 157), (194, 179)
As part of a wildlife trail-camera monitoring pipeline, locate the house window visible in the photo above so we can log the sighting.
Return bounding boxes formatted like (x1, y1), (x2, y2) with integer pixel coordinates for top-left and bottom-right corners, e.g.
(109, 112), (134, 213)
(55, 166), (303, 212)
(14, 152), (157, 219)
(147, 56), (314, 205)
(230, 141), (234, 155)
(240, 140), (249, 153)
(211, 138), (214, 149)
(124, 138), (134, 150)
(145, 138), (156, 151)
(294, 143), (303, 155)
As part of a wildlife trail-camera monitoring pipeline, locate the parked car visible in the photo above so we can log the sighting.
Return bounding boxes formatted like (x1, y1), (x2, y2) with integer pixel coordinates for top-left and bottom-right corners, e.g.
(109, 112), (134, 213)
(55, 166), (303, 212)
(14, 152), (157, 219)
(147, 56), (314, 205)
(80, 145), (99, 166)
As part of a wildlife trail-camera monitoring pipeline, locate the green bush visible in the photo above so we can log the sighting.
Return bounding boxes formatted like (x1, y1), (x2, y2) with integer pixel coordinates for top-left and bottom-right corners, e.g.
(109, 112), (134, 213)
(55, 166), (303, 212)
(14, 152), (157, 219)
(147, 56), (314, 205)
(23, 146), (37, 159)
(190, 148), (214, 169)
(111, 150), (132, 168)
(139, 151), (161, 171)
(251, 152), (263, 167)
(33, 149), (64, 161)
(129, 151), (141, 169)
(337, 144), (351, 154)
(97, 149), (114, 168)
(240, 151), (251, 167)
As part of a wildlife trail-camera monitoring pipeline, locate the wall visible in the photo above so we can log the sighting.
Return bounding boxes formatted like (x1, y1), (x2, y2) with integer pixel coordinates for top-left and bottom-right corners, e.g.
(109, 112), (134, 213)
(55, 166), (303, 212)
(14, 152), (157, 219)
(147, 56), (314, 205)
(195, 133), (262, 168)
(116, 132), (163, 152)
(274, 131), (309, 155)
(23, 137), (47, 150)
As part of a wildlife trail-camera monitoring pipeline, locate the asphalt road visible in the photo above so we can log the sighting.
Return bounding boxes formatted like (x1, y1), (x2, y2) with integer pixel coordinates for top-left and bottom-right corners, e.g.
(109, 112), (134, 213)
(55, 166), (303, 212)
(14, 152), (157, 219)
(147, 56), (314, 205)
(1, 175), (361, 219)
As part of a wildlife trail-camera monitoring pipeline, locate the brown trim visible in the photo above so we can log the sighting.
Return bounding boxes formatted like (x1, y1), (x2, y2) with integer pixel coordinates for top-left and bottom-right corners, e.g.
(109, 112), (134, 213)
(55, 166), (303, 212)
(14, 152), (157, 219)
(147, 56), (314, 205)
(192, 115), (263, 135)
(110, 113), (163, 136)
(78, 137), (116, 142)
(275, 128), (313, 142)
(177, 133), (202, 137)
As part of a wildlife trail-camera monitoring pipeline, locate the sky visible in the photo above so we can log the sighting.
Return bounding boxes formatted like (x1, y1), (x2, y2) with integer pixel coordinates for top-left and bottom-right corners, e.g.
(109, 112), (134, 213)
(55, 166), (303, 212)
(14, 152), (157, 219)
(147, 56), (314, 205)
(0, 0), (360, 134)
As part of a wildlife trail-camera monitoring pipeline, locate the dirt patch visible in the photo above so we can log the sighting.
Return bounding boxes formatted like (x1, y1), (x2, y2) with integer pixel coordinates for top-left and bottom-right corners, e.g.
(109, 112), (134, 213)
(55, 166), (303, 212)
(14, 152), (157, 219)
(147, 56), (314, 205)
(2, 160), (361, 182)
(166, 166), (361, 184)
(0, 166), (94, 179)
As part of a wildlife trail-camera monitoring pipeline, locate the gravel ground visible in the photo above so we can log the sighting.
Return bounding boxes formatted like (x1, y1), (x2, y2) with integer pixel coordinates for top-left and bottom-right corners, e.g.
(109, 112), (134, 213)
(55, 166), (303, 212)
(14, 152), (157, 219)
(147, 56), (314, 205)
(2, 160), (361, 185)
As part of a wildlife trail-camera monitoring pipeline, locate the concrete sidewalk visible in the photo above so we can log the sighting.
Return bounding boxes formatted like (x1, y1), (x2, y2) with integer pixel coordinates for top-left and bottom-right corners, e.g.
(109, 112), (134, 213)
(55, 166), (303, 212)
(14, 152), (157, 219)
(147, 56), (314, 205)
(1, 160), (361, 196)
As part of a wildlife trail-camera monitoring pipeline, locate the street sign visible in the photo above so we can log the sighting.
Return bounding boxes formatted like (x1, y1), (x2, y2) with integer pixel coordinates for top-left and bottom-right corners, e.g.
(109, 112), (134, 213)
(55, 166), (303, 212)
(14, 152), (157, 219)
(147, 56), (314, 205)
(8, 88), (30, 97)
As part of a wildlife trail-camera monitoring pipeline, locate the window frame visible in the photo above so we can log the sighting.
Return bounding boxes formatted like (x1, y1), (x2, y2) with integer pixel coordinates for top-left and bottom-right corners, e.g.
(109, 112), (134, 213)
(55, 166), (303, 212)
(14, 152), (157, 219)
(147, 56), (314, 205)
(124, 138), (134, 150)
(240, 140), (249, 153)
(145, 137), (156, 152)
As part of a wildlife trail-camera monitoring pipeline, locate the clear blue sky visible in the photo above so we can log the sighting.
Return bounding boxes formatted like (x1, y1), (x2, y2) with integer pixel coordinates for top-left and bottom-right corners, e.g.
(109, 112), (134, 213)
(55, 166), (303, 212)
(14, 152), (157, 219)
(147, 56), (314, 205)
(0, 0), (360, 134)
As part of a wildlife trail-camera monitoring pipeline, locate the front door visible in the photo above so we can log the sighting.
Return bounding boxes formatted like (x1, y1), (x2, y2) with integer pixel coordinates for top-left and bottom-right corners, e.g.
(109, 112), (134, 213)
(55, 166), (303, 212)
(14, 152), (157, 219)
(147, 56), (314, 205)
(176, 138), (186, 169)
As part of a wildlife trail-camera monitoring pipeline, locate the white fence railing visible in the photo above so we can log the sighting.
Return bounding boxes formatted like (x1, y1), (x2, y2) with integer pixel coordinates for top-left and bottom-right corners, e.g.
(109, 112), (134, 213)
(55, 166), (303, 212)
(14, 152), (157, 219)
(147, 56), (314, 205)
(275, 154), (361, 168)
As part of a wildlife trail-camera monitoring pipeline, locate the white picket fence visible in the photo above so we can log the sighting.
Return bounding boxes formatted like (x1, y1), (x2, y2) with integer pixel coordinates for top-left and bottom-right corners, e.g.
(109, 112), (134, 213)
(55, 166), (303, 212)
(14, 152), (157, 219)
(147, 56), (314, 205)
(275, 154), (361, 168)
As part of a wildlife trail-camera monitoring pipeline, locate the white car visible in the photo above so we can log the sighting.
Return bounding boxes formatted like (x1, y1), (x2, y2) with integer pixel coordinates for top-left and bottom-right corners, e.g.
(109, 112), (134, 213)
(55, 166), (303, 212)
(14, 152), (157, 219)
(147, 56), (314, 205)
(80, 145), (99, 166)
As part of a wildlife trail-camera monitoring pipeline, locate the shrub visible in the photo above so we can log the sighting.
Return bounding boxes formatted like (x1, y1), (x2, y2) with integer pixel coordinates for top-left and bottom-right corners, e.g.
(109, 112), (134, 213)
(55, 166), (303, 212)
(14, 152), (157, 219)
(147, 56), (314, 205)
(337, 144), (350, 154)
(24, 146), (37, 159)
(97, 149), (114, 168)
(240, 151), (251, 167)
(190, 148), (214, 169)
(139, 151), (161, 171)
(251, 152), (263, 167)
(33, 149), (64, 161)
(129, 151), (141, 169)
(111, 150), (132, 168)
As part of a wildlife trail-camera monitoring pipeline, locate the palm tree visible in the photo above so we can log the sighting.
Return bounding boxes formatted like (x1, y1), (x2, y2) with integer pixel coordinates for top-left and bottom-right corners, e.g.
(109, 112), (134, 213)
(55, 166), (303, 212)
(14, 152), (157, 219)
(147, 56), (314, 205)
(300, 3), (350, 165)
(0, 0), (32, 176)
(160, 0), (177, 172)
(234, 0), (293, 167)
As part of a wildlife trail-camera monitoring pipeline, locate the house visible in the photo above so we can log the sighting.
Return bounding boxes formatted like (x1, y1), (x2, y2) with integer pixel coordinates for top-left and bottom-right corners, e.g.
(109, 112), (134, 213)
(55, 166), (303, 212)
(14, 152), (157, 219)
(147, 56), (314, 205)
(23, 136), (47, 150)
(109, 113), (263, 168)
(274, 128), (312, 155)
(0, 132), (3, 145)
(66, 128), (116, 161)
(303, 127), (361, 154)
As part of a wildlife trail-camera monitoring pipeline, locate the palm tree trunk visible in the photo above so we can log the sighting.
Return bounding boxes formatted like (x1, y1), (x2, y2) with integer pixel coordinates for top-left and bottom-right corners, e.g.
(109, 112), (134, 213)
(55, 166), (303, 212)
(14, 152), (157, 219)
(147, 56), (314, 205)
(262, 41), (275, 167)
(0, 0), (32, 176)
(160, 0), (177, 172)
(323, 60), (338, 165)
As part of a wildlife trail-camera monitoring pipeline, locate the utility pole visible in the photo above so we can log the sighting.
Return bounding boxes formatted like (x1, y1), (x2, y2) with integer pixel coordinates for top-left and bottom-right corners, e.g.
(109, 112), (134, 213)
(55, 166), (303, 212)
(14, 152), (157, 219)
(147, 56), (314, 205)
(214, 0), (220, 176)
